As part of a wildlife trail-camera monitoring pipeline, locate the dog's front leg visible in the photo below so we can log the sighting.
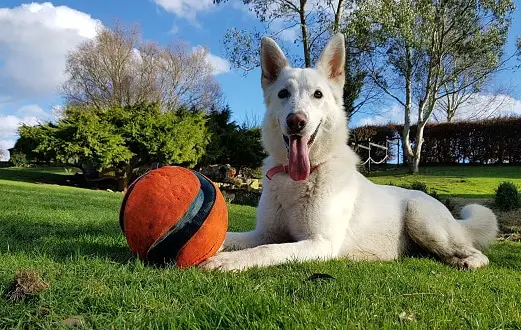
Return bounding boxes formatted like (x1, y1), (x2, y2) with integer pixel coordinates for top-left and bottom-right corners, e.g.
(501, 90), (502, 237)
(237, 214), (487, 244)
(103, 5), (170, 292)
(201, 238), (338, 271)
(220, 231), (268, 251)
(220, 189), (281, 252)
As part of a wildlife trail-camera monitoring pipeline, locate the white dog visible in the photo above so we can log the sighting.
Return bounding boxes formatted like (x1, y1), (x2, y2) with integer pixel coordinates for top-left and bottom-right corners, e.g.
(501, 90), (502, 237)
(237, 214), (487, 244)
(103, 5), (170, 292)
(201, 34), (498, 271)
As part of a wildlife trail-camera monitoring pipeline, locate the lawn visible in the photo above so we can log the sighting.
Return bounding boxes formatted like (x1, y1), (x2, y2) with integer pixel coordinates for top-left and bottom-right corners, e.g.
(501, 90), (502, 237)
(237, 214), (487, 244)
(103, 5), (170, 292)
(367, 166), (521, 198)
(0, 167), (520, 329)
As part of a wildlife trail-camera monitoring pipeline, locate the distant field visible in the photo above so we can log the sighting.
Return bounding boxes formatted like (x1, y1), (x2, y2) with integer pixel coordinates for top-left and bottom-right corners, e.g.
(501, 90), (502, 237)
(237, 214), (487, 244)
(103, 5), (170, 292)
(0, 166), (520, 328)
(367, 166), (521, 198)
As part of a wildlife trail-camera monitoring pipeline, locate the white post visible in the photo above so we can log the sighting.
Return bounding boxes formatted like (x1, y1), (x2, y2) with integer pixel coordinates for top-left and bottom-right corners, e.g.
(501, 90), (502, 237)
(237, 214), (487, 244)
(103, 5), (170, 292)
(368, 138), (371, 172)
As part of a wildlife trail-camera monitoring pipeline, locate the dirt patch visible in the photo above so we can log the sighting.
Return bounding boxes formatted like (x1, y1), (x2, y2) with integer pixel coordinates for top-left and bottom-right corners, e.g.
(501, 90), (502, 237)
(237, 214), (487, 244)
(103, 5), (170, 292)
(4, 270), (49, 303)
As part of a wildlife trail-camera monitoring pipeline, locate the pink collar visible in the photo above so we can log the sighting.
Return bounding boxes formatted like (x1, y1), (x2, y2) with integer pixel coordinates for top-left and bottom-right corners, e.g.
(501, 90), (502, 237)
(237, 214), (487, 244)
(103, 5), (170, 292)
(265, 164), (320, 180)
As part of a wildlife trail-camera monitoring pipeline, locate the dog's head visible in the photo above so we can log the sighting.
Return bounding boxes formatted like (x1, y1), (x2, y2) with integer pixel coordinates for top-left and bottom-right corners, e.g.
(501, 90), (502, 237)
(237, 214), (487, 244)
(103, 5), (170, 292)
(260, 33), (348, 181)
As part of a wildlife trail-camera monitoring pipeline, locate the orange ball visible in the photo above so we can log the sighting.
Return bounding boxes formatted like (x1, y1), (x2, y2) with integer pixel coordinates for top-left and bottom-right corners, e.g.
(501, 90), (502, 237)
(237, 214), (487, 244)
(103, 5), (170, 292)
(119, 166), (228, 267)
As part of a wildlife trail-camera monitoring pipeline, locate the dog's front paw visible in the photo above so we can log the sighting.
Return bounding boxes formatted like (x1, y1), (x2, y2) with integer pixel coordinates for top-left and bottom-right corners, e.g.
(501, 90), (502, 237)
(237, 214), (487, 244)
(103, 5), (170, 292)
(199, 251), (249, 272)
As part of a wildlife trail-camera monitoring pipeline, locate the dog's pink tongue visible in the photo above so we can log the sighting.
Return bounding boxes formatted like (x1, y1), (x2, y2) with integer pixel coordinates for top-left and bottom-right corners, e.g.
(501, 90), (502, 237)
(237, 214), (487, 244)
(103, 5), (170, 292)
(288, 135), (311, 181)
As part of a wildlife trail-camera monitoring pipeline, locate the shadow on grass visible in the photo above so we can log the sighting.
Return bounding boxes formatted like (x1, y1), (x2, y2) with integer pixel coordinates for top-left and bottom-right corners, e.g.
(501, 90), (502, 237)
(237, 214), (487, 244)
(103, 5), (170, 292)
(0, 216), (134, 264)
(0, 167), (76, 186)
(1, 211), (519, 271)
(0, 167), (122, 192)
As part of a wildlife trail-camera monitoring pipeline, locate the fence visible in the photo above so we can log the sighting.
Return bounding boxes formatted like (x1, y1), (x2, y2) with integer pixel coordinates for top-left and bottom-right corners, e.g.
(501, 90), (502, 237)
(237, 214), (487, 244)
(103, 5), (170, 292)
(350, 138), (401, 171)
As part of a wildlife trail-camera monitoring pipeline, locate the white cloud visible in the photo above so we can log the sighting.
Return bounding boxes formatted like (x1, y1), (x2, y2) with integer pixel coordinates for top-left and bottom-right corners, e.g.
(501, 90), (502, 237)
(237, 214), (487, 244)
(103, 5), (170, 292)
(169, 25), (179, 35)
(51, 104), (65, 121)
(192, 46), (231, 75)
(0, 104), (52, 160)
(154, 0), (213, 25)
(270, 20), (300, 42)
(0, 114), (39, 139)
(353, 93), (521, 128)
(0, 2), (101, 102)
(0, 139), (16, 160)
(444, 93), (521, 121)
(16, 104), (52, 120)
(354, 104), (404, 127)
(205, 52), (231, 75)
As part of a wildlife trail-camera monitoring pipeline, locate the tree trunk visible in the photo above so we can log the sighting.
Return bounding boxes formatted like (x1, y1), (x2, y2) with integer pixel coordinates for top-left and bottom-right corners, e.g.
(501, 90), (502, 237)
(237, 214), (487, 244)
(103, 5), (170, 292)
(410, 93), (434, 174)
(410, 122), (426, 174)
(447, 103), (455, 122)
(410, 153), (421, 174)
(402, 123), (414, 165)
(446, 91), (456, 122)
(298, 0), (311, 67)
(116, 158), (138, 191)
(333, 0), (344, 33)
(402, 45), (414, 166)
(342, 48), (356, 118)
(117, 176), (129, 192)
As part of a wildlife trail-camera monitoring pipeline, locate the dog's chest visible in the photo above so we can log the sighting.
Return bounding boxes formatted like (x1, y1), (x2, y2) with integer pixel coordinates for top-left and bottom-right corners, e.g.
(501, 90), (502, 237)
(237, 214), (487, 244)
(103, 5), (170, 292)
(270, 176), (326, 240)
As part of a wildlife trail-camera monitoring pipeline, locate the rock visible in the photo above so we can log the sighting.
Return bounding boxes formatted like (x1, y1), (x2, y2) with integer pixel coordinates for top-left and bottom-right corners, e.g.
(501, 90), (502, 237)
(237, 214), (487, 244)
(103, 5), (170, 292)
(199, 164), (237, 182)
(249, 179), (260, 190)
(59, 316), (85, 327)
(398, 311), (416, 322)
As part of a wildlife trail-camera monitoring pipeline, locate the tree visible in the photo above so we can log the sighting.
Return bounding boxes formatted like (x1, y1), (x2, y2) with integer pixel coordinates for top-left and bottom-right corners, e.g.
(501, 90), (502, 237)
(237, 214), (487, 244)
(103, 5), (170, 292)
(13, 125), (56, 163)
(201, 106), (266, 169)
(201, 106), (237, 166)
(16, 103), (209, 190)
(214, 0), (377, 117)
(229, 127), (266, 169)
(350, 0), (514, 173)
(62, 23), (222, 111)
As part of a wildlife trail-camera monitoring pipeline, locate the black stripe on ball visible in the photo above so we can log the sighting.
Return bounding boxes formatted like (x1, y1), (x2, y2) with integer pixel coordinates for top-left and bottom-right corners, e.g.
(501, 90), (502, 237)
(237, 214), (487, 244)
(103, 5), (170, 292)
(145, 172), (216, 266)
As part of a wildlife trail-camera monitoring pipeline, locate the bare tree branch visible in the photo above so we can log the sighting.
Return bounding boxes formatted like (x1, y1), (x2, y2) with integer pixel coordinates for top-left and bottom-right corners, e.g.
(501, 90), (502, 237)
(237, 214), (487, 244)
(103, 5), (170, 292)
(61, 22), (222, 111)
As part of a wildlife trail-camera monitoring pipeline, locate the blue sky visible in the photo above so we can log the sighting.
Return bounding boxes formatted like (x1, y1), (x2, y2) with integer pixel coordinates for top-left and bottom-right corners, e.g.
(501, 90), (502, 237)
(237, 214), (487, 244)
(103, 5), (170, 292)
(0, 0), (520, 159)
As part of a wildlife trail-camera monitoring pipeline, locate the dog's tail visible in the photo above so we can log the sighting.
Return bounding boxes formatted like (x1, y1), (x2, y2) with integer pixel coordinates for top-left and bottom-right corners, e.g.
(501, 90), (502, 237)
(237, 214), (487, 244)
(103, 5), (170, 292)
(459, 204), (498, 251)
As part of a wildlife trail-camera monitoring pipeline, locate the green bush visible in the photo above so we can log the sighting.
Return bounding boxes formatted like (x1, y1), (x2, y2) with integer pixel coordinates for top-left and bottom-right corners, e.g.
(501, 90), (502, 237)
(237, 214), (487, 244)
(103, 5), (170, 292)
(494, 181), (521, 211)
(441, 197), (457, 213)
(409, 182), (428, 193)
(402, 181), (455, 212)
(9, 151), (28, 167)
(14, 103), (209, 190)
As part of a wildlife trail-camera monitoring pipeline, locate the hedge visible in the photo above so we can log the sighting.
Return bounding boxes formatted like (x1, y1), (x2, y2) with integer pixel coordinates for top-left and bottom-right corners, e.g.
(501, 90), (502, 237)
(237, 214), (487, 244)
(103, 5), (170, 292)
(351, 116), (521, 165)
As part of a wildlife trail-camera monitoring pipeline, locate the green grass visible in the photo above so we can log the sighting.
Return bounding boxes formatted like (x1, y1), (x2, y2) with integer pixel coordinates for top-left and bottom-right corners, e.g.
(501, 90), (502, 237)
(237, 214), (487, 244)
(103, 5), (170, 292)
(368, 166), (521, 198)
(0, 167), (520, 329)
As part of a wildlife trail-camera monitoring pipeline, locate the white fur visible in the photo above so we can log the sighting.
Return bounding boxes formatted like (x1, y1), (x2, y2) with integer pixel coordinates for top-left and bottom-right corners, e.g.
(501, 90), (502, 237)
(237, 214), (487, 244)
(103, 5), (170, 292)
(200, 34), (498, 272)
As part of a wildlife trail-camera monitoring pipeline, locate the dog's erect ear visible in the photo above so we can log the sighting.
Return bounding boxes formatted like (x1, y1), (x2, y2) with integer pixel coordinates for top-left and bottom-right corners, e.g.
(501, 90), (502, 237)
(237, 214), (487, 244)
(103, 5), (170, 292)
(316, 33), (345, 86)
(260, 37), (289, 88)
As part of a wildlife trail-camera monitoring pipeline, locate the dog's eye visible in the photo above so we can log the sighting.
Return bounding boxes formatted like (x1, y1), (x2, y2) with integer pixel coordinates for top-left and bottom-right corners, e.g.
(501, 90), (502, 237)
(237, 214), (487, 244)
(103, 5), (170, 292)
(278, 89), (290, 99)
(314, 90), (323, 99)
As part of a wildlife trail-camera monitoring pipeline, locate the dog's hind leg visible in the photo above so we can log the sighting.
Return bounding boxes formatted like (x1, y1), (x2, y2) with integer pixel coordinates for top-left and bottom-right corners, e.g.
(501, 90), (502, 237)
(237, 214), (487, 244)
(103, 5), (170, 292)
(404, 199), (494, 270)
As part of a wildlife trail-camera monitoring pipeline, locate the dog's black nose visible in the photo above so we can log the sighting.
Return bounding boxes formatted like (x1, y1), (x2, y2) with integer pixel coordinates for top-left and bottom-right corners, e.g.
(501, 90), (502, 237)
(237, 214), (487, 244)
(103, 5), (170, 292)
(286, 113), (308, 133)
